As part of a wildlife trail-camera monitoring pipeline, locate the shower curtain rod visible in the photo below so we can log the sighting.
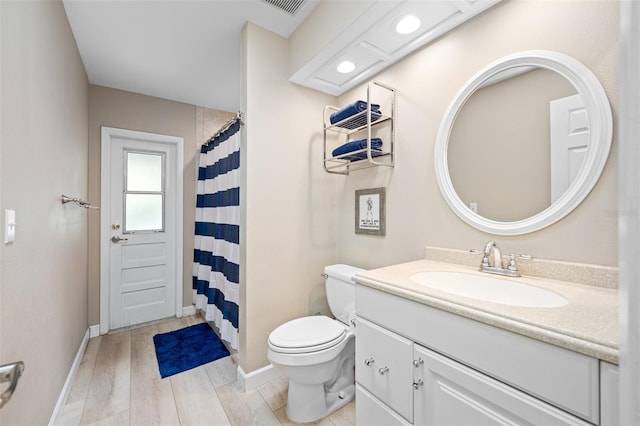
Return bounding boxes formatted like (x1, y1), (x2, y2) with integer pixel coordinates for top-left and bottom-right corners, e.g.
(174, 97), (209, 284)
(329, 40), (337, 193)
(206, 111), (244, 144)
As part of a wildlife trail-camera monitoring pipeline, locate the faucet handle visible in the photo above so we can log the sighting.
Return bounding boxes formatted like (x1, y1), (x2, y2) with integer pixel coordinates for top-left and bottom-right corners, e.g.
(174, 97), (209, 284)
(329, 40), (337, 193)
(507, 253), (533, 272)
(470, 249), (490, 266)
(516, 254), (533, 261)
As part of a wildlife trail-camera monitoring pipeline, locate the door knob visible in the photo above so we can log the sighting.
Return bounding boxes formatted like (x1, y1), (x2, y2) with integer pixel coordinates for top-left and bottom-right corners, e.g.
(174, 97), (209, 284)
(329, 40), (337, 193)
(111, 236), (129, 243)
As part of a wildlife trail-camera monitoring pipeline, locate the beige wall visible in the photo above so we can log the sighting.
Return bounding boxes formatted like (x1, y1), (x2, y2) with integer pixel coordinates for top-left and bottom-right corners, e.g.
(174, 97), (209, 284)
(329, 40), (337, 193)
(87, 85), (233, 325)
(335, 0), (619, 268)
(241, 22), (338, 372)
(0, 1), (89, 424)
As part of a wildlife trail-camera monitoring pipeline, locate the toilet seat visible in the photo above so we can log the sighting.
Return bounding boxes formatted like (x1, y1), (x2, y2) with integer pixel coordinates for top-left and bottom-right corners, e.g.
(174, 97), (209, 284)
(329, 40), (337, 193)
(268, 316), (348, 354)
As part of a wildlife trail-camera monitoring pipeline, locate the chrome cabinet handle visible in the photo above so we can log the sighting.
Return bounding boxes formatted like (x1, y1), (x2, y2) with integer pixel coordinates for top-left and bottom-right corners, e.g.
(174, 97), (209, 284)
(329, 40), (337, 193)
(413, 358), (424, 367)
(413, 379), (424, 390)
(111, 236), (129, 243)
(0, 361), (24, 409)
(364, 358), (375, 366)
(378, 366), (389, 375)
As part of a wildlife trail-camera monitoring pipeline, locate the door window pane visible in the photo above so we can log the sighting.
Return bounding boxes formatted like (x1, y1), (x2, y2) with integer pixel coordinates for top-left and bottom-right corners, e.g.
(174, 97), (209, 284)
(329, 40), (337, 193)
(125, 194), (163, 232)
(124, 150), (165, 233)
(127, 152), (162, 191)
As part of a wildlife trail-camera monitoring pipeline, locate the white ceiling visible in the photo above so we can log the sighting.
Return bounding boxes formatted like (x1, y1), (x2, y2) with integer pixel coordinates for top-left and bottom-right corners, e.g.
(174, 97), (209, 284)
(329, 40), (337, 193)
(62, 0), (319, 113)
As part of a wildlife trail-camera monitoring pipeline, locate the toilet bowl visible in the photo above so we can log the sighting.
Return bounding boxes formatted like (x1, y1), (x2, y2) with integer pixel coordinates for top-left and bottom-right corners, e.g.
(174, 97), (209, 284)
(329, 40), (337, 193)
(267, 264), (363, 423)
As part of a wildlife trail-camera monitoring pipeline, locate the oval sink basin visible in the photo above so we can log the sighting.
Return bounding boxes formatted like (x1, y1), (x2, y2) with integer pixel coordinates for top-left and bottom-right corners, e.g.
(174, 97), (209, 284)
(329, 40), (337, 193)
(409, 271), (568, 308)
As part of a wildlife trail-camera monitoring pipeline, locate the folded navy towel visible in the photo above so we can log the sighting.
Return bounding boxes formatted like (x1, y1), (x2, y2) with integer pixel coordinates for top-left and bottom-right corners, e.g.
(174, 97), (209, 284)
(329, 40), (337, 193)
(339, 149), (385, 162)
(332, 138), (383, 161)
(330, 100), (381, 125)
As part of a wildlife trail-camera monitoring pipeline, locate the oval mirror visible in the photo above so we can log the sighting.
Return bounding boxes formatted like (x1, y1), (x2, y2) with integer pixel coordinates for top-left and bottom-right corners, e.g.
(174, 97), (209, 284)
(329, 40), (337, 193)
(434, 50), (612, 235)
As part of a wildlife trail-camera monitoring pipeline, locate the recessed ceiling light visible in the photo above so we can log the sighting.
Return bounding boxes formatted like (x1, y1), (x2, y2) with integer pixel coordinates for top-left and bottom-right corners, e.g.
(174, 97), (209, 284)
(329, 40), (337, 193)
(395, 15), (421, 35)
(337, 61), (356, 74)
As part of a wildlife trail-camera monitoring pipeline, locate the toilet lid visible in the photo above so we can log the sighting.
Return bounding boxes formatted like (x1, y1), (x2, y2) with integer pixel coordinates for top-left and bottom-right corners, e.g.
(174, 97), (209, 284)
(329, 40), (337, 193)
(268, 316), (347, 353)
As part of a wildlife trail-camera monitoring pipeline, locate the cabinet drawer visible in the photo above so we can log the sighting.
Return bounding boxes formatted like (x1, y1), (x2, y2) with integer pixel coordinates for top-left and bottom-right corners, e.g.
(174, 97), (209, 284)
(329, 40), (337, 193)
(355, 317), (413, 422)
(414, 344), (591, 426)
(356, 284), (600, 423)
(356, 385), (410, 426)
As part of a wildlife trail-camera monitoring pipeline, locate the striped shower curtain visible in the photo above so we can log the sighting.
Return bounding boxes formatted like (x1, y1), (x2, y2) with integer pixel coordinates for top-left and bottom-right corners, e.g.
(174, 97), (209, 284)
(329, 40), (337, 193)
(193, 119), (240, 350)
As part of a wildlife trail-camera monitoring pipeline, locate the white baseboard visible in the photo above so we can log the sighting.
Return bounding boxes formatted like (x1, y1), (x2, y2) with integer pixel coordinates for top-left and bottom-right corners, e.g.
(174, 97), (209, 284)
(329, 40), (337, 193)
(182, 305), (196, 316)
(89, 324), (100, 338)
(237, 364), (281, 392)
(48, 328), (90, 426)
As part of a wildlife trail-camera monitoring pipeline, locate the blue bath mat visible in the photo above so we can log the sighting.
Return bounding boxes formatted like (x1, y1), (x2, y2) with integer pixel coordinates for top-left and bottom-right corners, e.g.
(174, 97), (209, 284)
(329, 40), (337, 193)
(153, 322), (230, 378)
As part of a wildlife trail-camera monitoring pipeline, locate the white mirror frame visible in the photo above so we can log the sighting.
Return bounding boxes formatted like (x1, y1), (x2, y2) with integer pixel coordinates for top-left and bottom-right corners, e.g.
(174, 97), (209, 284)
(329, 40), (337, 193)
(434, 50), (612, 235)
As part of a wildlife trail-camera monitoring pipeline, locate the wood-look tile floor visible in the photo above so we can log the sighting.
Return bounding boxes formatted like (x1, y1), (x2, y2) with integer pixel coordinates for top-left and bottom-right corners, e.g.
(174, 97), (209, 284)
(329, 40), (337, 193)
(53, 315), (355, 426)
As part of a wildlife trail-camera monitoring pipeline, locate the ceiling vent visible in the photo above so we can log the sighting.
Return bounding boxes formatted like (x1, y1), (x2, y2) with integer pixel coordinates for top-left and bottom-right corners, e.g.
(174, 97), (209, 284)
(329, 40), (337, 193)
(261, 0), (305, 15)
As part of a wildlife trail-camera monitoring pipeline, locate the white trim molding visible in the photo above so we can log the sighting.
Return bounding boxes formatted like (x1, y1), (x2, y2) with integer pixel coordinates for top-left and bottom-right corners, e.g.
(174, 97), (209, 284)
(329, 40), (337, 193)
(89, 324), (100, 338)
(434, 50), (613, 235)
(618, 2), (640, 424)
(48, 328), (90, 426)
(237, 364), (281, 392)
(182, 305), (196, 317)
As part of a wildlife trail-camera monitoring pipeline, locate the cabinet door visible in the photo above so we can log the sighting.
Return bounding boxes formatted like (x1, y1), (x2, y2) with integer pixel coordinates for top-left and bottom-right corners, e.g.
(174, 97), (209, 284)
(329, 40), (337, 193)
(356, 385), (411, 426)
(355, 317), (413, 422)
(413, 345), (591, 426)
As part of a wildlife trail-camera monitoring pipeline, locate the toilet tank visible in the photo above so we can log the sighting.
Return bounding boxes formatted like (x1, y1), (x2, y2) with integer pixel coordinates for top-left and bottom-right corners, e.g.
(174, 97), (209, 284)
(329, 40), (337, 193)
(325, 264), (364, 325)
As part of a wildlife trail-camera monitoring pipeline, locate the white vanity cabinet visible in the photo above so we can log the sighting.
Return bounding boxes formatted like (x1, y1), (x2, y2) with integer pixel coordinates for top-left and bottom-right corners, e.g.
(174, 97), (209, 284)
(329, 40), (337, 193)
(355, 284), (610, 426)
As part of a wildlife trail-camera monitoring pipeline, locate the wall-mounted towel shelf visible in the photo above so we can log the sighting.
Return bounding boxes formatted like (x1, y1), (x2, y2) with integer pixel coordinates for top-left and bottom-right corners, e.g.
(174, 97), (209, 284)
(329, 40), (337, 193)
(61, 195), (100, 210)
(323, 81), (395, 175)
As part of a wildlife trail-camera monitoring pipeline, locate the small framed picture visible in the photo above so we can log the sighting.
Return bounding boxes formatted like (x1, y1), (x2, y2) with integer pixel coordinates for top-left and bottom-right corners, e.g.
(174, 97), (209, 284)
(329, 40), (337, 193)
(355, 187), (386, 236)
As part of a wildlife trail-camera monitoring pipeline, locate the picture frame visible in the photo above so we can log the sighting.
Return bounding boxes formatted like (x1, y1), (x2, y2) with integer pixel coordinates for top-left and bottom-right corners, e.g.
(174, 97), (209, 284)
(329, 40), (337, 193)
(355, 187), (386, 236)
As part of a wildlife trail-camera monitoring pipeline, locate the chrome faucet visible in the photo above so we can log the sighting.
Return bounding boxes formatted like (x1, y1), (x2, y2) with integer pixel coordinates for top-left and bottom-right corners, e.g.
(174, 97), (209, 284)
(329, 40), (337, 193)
(471, 240), (532, 277)
(482, 240), (503, 270)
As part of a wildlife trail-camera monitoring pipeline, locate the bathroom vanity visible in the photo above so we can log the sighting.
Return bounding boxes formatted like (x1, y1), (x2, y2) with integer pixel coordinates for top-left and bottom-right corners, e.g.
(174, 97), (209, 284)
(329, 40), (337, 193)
(353, 257), (618, 426)
(351, 47), (617, 425)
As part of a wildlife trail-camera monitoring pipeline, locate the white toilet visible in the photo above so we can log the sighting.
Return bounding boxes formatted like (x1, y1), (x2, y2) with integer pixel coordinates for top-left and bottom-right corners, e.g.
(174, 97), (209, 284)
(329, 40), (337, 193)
(267, 264), (363, 423)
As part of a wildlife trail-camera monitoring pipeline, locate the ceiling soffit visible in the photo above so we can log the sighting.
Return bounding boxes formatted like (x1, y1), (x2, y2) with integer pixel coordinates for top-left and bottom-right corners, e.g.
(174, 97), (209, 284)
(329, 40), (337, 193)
(289, 0), (501, 96)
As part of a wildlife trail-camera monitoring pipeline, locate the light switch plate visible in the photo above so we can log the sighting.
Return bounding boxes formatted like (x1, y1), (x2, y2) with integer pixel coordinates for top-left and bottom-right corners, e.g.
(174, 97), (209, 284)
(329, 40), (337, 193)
(5, 209), (15, 244)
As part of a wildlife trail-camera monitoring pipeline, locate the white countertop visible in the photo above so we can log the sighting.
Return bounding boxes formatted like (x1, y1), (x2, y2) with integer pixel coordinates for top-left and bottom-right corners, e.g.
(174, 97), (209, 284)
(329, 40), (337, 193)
(354, 259), (619, 364)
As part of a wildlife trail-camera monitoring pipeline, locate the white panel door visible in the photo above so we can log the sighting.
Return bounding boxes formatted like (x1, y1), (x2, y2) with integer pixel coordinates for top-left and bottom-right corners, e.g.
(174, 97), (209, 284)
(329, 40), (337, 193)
(101, 127), (183, 332)
(550, 94), (589, 202)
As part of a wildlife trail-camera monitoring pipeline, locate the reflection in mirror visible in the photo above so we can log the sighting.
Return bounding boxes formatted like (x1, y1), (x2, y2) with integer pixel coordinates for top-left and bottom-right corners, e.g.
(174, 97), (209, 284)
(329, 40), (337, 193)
(447, 67), (581, 222)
